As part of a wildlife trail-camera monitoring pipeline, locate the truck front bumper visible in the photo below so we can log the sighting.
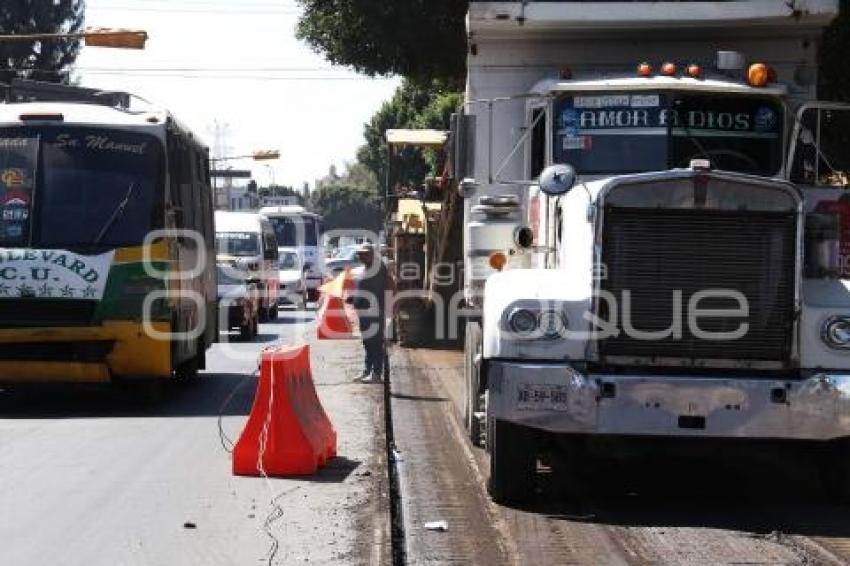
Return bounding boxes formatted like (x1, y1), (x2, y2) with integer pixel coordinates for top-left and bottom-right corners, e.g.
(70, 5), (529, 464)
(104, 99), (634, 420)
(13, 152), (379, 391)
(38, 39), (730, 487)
(488, 360), (850, 441)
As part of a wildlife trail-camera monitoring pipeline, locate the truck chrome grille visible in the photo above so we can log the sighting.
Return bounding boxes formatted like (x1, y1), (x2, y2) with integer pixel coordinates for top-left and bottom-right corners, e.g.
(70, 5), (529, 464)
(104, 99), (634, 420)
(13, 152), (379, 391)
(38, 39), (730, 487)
(599, 207), (796, 368)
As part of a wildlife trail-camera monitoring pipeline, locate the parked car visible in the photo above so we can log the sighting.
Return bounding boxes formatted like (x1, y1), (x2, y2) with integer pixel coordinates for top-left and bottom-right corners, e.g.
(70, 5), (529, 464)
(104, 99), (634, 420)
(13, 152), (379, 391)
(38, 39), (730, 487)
(278, 248), (307, 309)
(217, 264), (260, 340)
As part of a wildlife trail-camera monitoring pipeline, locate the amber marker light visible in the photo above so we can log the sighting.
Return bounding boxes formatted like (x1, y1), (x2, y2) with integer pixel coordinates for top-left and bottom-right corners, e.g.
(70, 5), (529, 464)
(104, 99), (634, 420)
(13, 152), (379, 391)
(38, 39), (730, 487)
(637, 62), (653, 77)
(748, 63), (770, 87)
(489, 252), (507, 272)
(686, 63), (703, 78)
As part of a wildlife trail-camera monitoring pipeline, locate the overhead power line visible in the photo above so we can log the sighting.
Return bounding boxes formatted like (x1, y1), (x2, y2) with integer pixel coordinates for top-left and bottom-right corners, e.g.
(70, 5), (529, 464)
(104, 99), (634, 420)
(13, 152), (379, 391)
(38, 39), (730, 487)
(92, 6), (301, 15)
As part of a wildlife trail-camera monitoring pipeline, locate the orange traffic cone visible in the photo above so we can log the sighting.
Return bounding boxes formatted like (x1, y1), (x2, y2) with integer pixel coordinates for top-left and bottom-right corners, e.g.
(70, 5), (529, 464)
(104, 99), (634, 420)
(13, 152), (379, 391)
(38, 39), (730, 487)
(317, 269), (357, 340)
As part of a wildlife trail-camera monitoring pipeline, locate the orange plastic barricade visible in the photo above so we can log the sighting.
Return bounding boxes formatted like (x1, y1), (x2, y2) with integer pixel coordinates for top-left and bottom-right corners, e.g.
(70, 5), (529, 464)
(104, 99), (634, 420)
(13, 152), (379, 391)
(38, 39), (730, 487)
(317, 269), (357, 340)
(232, 344), (337, 477)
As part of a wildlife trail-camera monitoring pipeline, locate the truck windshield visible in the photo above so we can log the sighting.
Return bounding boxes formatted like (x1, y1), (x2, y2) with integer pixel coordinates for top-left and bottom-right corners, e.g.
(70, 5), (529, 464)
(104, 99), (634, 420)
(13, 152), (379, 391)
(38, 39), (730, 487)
(269, 216), (318, 247)
(553, 92), (784, 176)
(216, 232), (260, 256)
(0, 127), (163, 250)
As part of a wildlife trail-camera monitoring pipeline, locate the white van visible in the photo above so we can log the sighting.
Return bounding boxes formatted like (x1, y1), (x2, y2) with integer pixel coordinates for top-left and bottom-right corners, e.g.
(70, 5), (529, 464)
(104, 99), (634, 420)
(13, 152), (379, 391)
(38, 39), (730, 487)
(215, 210), (280, 321)
(260, 206), (323, 302)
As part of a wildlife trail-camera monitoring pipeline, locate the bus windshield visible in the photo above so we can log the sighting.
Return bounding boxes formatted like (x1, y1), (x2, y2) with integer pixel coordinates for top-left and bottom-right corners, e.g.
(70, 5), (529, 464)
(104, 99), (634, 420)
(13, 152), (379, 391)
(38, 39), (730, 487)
(0, 127), (163, 249)
(268, 216), (318, 247)
(279, 251), (300, 270)
(216, 232), (260, 256)
(553, 91), (784, 176)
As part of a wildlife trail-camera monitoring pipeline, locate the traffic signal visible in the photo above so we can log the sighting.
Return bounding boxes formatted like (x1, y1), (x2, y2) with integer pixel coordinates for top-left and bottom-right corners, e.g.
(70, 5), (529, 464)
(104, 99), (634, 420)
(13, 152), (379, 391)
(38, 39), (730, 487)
(83, 28), (148, 50)
(252, 150), (281, 161)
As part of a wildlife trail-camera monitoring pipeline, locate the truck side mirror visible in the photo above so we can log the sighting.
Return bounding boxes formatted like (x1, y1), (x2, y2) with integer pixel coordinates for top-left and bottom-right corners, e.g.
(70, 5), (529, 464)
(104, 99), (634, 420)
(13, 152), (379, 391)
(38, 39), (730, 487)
(539, 164), (576, 196)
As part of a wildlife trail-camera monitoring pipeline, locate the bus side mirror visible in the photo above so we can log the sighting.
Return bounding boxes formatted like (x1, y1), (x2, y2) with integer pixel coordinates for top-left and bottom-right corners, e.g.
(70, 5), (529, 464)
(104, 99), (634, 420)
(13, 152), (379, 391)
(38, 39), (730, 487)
(539, 164), (576, 196)
(168, 206), (184, 228)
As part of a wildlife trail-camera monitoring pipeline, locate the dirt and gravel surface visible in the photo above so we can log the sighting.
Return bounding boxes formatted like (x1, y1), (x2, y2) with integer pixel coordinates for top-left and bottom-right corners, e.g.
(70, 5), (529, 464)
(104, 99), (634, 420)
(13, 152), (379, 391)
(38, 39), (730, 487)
(0, 309), (388, 566)
(390, 347), (850, 566)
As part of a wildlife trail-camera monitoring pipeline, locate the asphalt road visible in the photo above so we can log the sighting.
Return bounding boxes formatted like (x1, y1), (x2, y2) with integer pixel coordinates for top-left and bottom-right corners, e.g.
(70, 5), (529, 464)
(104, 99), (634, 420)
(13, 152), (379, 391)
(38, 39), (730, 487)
(391, 347), (850, 565)
(0, 309), (389, 566)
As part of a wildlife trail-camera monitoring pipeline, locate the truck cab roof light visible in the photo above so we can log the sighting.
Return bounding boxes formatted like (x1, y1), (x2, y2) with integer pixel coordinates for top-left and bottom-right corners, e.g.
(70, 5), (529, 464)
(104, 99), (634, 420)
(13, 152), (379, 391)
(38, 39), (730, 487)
(637, 62), (653, 77)
(748, 63), (770, 87)
(686, 64), (703, 79)
(489, 252), (507, 272)
(19, 112), (64, 122)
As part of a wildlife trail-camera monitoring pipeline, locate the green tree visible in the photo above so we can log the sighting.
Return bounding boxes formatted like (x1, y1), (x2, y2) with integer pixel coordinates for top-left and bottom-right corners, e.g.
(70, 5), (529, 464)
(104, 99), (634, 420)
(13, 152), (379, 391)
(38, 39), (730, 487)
(295, 0), (467, 84)
(0, 1), (85, 84)
(308, 184), (382, 232)
(357, 80), (462, 199)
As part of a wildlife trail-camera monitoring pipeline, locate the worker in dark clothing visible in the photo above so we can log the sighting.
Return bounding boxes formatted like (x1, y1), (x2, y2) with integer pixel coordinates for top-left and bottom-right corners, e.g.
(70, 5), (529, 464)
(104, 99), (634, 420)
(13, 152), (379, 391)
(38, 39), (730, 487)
(352, 243), (394, 382)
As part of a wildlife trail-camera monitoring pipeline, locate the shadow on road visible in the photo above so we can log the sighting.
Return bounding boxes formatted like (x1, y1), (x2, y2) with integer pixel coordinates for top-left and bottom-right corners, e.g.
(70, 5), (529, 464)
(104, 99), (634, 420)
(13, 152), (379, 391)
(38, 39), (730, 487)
(0, 372), (257, 419)
(523, 455), (850, 540)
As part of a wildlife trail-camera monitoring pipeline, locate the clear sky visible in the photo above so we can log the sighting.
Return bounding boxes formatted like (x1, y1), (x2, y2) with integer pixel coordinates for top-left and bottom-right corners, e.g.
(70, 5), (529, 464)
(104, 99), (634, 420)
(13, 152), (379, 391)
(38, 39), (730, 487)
(74, 0), (400, 189)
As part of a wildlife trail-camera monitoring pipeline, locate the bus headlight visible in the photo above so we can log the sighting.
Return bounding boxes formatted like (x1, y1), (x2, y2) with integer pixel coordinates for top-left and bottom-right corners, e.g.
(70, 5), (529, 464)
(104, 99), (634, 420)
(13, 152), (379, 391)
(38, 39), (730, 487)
(508, 308), (538, 336)
(823, 316), (850, 350)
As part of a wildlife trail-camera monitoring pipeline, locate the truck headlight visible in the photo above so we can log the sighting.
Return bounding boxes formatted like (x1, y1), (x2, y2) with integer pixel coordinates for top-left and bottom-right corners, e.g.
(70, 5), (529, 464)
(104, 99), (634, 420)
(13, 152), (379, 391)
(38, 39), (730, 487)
(823, 316), (850, 349)
(508, 308), (539, 336)
(539, 310), (567, 339)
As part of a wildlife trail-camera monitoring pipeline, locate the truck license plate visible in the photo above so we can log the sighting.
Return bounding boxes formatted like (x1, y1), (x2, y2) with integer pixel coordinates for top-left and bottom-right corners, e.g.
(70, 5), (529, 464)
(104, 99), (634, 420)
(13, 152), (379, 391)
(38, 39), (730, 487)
(516, 384), (569, 411)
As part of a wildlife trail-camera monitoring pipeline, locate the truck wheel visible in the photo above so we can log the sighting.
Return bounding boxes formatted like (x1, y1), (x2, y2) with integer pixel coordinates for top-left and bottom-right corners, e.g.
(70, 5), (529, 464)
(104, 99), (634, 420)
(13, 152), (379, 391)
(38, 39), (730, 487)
(464, 321), (484, 447)
(487, 419), (538, 504)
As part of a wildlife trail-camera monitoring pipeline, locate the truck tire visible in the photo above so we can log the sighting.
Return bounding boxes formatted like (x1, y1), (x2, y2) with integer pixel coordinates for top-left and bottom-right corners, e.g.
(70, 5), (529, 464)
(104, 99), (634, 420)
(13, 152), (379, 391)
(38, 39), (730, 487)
(487, 419), (538, 504)
(464, 321), (484, 447)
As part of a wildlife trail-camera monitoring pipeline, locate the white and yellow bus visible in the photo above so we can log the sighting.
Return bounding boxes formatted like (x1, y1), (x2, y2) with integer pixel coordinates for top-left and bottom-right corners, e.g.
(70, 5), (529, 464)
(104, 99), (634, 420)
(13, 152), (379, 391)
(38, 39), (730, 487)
(0, 82), (216, 388)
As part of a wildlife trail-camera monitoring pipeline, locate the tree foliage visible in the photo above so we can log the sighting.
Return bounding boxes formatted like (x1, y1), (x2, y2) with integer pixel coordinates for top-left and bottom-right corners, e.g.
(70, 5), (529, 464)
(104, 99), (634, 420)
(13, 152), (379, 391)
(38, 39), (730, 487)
(0, 1), (85, 84)
(295, 0), (467, 84)
(308, 163), (382, 232)
(357, 80), (463, 199)
(308, 184), (382, 233)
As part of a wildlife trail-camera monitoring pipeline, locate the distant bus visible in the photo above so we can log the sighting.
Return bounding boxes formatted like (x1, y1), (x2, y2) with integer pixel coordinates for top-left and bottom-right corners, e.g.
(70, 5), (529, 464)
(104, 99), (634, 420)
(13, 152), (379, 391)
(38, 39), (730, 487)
(0, 90), (216, 391)
(259, 206), (323, 302)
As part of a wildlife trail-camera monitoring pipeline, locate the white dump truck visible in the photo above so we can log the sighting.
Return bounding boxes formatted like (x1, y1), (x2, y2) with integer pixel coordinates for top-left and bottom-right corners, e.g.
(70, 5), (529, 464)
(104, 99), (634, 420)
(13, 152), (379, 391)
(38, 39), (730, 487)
(452, 1), (850, 503)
